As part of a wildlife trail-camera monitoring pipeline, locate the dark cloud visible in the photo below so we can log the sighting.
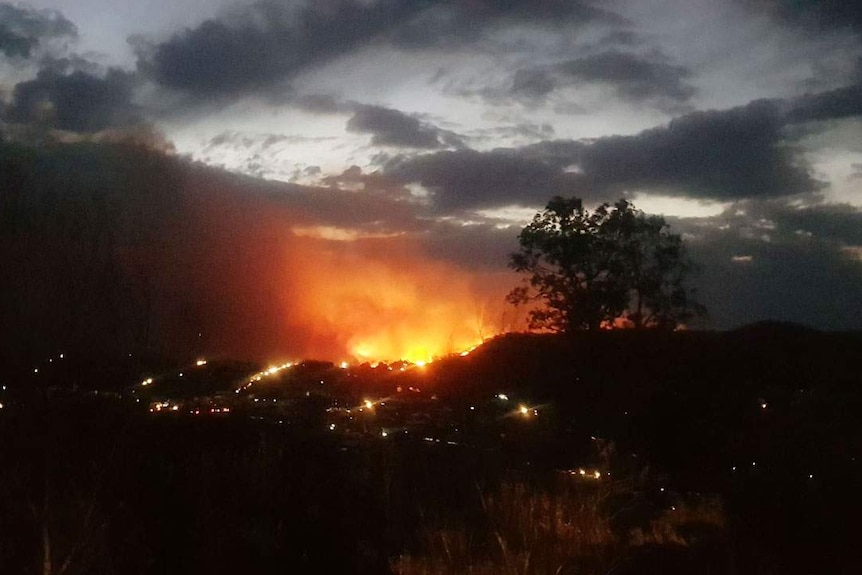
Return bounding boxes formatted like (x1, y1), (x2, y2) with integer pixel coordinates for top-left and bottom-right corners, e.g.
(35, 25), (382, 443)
(6, 67), (140, 133)
(730, 200), (862, 246)
(388, 148), (587, 210)
(511, 68), (557, 99)
(347, 104), (463, 149)
(576, 99), (815, 200)
(571, 85), (862, 200)
(556, 51), (695, 104)
(509, 50), (694, 111)
(141, 0), (424, 96)
(676, 200), (862, 330)
(785, 82), (862, 123)
(0, 2), (76, 59)
(390, 0), (624, 50)
(0, 23), (36, 59)
(512, 50), (695, 107)
(393, 84), (862, 211)
(392, 99), (800, 211)
(744, 0), (862, 35)
(141, 0), (626, 99)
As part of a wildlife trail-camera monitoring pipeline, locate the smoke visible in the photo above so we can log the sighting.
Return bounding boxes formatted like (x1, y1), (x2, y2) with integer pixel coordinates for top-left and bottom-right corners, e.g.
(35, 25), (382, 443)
(1, 140), (513, 366)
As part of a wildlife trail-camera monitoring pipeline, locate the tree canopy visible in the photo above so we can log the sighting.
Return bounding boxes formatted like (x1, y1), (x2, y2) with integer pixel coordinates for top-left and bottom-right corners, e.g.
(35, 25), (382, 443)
(508, 197), (704, 332)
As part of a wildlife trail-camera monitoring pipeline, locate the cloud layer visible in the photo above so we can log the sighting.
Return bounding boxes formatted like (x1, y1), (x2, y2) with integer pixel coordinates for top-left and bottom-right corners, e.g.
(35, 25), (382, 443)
(2, 0), (862, 361)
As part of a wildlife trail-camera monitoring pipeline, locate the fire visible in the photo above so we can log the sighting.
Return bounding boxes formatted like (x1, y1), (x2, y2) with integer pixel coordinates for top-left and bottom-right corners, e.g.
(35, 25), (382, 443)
(286, 234), (510, 363)
(116, 167), (522, 363)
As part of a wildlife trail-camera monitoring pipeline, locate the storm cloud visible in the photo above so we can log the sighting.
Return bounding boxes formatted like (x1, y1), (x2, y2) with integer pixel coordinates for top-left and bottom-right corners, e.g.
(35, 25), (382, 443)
(6, 67), (140, 132)
(347, 104), (462, 149)
(3, 0), (862, 344)
(512, 51), (695, 109)
(140, 0), (425, 96)
(389, 148), (586, 210)
(0, 2), (76, 59)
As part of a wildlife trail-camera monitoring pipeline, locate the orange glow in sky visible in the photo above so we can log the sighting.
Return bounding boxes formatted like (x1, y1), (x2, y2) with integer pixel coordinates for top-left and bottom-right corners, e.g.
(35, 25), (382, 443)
(286, 232), (514, 363)
(120, 172), (522, 363)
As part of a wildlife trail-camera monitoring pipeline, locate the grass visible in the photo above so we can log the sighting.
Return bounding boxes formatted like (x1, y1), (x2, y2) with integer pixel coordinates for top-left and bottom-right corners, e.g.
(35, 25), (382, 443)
(392, 473), (726, 575)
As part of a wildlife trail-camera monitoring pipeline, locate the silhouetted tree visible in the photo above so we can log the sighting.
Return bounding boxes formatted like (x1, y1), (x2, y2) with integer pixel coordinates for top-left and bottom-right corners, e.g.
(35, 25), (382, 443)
(508, 197), (704, 332)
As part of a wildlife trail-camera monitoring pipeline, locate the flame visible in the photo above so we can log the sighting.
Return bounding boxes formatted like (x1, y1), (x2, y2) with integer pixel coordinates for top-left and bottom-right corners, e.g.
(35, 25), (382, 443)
(115, 166), (521, 363)
(285, 234), (510, 363)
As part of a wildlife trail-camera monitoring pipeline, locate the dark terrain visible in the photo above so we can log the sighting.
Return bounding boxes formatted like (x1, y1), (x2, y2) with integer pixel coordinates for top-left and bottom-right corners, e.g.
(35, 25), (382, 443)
(1, 323), (860, 574)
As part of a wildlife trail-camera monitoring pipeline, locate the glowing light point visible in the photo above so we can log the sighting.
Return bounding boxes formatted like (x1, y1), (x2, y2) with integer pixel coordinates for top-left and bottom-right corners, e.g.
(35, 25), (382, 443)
(0, 402), (4, 409)
(808, 474), (814, 479)
(33, 369), (38, 374)
(141, 378), (153, 386)
(59, 354), (64, 359)
(578, 468), (586, 476)
(196, 359), (207, 366)
(760, 402), (767, 409)
(415, 360), (427, 367)
(594, 470), (601, 479)
(519, 404), (529, 416)
(329, 423), (336, 431)
(340, 362), (348, 369)
(497, 393), (509, 401)
(381, 430), (388, 437)
(364, 400), (374, 410)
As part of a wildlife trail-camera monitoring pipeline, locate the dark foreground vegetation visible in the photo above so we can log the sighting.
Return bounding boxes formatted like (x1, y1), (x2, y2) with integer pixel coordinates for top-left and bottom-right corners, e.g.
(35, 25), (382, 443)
(1, 324), (860, 574)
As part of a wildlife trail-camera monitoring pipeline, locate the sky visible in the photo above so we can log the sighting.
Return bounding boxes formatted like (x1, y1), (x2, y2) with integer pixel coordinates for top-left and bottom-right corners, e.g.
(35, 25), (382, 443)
(2, 0), (862, 362)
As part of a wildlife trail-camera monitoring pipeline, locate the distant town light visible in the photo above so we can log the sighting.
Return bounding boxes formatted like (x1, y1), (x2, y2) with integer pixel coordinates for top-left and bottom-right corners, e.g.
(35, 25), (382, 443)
(196, 359), (207, 366)
(497, 393), (509, 401)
